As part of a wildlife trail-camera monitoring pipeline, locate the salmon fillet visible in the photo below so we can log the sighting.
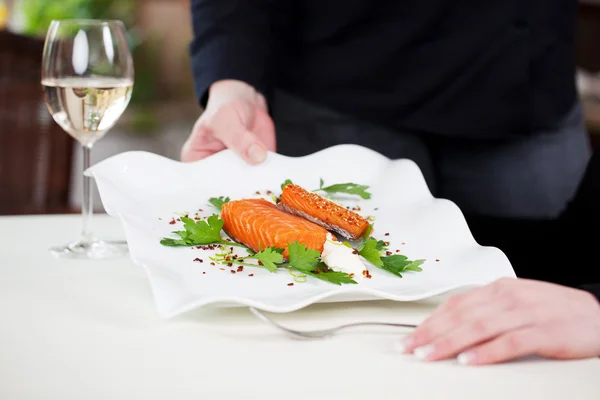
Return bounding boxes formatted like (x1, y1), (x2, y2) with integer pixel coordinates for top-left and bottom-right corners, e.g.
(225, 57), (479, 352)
(221, 198), (329, 257)
(278, 184), (370, 241)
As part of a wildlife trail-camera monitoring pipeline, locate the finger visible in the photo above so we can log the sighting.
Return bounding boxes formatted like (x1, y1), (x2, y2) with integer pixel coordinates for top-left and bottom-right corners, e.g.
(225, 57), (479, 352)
(454, 327), (544, 366)
(400, 298), (510, 354)
(253, 108), (277, 152)
(413, 309), (533, 362)
(209, 105), (269, 165)
(181, 124), (226, 162)
(399, 281), (509, 352)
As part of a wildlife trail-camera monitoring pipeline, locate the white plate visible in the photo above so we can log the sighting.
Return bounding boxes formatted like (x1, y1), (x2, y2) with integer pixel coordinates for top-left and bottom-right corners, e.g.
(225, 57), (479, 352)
(87, 144), (515, 317)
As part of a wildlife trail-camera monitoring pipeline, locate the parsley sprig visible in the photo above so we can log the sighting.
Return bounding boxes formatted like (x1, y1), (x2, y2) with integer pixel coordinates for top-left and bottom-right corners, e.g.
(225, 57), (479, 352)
(316, 179), (371, 200)
(160, 215), (245, 248)
(208, 196), (230, 211)
(280, 178), (371, 199)
(358, 237), (425, 278)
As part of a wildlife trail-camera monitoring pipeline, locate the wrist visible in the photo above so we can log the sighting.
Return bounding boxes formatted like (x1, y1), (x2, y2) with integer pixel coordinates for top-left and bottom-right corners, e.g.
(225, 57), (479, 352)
(208, 80), (267, 111)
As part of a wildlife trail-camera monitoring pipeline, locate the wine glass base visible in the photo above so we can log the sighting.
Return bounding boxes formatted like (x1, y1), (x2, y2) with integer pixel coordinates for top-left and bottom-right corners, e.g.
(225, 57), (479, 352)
(49, 238), (128, 260)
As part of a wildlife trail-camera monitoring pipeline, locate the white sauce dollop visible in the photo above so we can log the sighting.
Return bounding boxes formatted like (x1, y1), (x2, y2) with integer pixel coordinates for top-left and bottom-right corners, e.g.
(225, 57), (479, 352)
(321, 233), (365, 277)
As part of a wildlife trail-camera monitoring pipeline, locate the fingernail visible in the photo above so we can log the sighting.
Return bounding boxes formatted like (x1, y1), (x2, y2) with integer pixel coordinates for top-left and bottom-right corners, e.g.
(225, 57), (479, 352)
(457, 351), (475, 366)
(247, 143), (267, 164)
(395, 336), (413, 353)
(413, 344), (436, 360)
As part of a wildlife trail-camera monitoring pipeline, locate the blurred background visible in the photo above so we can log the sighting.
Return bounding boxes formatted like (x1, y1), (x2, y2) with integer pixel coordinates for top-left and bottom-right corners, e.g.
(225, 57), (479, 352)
(0, 0), (599, 215)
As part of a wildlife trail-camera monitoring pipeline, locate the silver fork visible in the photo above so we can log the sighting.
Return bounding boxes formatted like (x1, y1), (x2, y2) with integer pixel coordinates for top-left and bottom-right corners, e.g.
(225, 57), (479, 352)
(249, 307), (418, 340)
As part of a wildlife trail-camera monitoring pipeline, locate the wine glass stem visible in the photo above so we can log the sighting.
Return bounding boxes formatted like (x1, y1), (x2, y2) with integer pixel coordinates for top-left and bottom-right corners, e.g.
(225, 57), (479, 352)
(81, 143), (94, 243)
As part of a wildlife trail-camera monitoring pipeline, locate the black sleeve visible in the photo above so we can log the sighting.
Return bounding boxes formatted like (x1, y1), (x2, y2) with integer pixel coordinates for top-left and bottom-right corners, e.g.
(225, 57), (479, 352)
(580, 284), (600, 303)
(189, 0), (289, 107)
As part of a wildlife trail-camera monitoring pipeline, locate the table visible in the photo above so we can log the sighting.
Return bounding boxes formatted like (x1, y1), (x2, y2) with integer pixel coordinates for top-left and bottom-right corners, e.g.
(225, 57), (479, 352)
(1, 214), (599, 399)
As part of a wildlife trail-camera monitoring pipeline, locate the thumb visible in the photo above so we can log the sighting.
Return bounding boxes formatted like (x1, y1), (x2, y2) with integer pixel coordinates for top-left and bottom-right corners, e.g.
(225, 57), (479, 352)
(209, 103), (269, 165)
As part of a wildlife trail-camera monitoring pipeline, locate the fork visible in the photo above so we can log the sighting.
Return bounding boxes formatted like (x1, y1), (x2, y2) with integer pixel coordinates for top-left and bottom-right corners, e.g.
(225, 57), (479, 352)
(248, 307), (418, 340)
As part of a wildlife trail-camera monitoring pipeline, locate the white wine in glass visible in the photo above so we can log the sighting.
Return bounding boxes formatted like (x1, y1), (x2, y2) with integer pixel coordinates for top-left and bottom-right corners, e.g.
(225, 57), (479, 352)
(41, 20), (134, 259)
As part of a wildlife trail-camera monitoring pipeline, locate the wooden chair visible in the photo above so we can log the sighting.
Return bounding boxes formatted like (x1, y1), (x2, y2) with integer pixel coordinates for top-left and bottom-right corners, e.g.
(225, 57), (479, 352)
(0, 30), (73, 215)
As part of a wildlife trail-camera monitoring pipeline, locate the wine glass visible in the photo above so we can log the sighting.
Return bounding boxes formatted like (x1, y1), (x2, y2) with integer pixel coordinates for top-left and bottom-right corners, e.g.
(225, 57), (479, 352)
(41, 20), (134, 259)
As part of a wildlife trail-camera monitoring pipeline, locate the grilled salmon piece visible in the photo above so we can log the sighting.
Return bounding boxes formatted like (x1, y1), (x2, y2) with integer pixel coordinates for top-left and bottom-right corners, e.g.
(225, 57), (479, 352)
(221, 198), (328, 257)
(278, 184), (370, 241)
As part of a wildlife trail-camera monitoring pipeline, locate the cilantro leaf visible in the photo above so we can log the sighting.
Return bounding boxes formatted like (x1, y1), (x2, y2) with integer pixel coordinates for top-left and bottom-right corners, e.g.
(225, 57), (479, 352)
(287, 241), (321, 272)
(249, 247), (284, 273)
(281, 179), (293, 190)
(316, 181), (371, 199)
(208, 197), (230, 211)
(379, 255), (425, 278)
(358, 237), (383, 267)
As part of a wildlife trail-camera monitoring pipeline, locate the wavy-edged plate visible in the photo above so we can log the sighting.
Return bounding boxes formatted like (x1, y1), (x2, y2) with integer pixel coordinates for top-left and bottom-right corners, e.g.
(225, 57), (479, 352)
(87, 144), (515, 317)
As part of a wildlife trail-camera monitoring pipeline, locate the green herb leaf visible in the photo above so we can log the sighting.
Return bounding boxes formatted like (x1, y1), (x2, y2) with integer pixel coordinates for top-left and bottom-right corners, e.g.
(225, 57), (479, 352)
(363, 223), (374, 239)
(160, 215), (230, 247)
(249, 247), (285, 273)
(316, 181), (371, 199)
(306, 268), (358, 285)
(183, 215), (224, 244)
(358, 237), (383, 267)
(375, 240), (388, 251)
(287, 241), (321, 272)
(281, 179), (293, 190)
(319, 178), (324, 189)
(160, 238), (188, 246)
(208, 196), (230, 211)
(379, 255), (425, 278)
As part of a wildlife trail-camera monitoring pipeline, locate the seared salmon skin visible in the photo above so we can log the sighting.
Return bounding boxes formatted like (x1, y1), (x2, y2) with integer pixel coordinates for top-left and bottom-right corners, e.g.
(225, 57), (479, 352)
(221, 198), (329, 257)
(278, 184), (370, 241)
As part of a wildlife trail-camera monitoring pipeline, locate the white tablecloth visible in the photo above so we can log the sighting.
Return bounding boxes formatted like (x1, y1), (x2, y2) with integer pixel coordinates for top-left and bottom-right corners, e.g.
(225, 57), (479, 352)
(1, 214), (599, 399)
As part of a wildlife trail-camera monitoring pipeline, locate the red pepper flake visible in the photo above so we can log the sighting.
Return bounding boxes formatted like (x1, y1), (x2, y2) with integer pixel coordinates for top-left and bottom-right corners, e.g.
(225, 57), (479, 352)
(266, 190), (272, 195)
(202, 271), (206, 274)
(193, 258), (203, 263)
(169, 218), (176, 225)
(287, 283), (294, 286)
(365, 273), (372, 279)
(362, 270), (368, 276)
(396, 249), (401, 253)
(384, 233), (390, 236)
(219, 268), (225, 271)
(385, 251), (392, 256)
(255, 191), (261, 195)
(194, 217), (201, 220)
(352, 249), (359, 255)
(384, 241), (390, 246)
(176, 218), (181, 222)
(227, 263), (233, 267)
(230, 270), (236, 274)
(210, 262), (216, 266)
(435, 259), (440, 262)
(258, 261), (264, 266)
(237, 266), (244, 272)
(349, 273), (355, 278)
(248, 274), (254, 277)
(198, 208), (204, 212)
